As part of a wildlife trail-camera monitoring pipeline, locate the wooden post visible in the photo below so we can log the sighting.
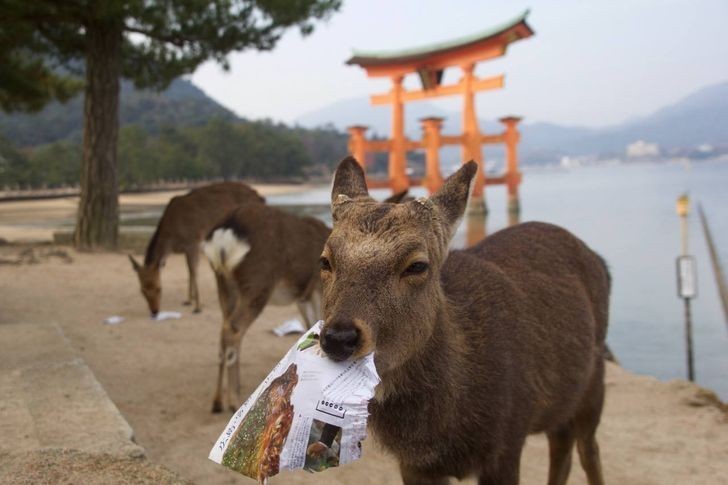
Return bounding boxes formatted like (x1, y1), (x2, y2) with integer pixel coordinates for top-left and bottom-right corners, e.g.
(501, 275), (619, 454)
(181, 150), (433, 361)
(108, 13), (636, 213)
(676, 194), (695, 382)
(461, 64), (486, 214)
(390, 76), (409, 193)
(420, 117), (445, 194)
(500, 116), (523, 215)
(697, 204), (728, 327)
(347, 125), (369, 172)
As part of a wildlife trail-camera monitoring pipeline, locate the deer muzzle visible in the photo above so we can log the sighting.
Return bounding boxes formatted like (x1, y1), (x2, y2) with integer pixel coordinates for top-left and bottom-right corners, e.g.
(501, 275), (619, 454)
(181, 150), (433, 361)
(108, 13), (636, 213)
(321, 321), (360, 362)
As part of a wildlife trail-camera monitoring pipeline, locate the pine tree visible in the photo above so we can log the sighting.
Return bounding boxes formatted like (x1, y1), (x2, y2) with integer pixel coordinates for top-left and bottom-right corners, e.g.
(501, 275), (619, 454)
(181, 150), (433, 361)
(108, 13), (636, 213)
(0, 0), (341, 249)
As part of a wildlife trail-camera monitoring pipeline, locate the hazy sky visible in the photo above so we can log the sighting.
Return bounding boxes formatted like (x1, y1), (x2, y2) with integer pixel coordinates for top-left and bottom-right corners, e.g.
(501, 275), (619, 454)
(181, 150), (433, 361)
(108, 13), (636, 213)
(191, 0), (728, 128)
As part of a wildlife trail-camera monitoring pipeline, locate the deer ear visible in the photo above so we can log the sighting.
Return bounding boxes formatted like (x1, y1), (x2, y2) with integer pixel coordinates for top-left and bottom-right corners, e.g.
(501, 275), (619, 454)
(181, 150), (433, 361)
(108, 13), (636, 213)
(384, 189), (409, 204)
(331, 156), (369, 204)
(128, 254), (142, 272)
(430, 161), (478, 233)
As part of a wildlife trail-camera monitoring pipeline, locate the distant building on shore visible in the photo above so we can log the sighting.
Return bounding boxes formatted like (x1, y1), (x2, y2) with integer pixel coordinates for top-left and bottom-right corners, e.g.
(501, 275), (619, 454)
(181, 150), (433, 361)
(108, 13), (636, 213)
(626, 140), (660, 159)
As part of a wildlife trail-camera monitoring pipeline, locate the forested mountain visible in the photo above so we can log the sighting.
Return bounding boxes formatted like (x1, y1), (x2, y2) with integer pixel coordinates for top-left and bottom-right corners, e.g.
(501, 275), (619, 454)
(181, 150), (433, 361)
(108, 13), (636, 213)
(0, 79), (236, 147)
(0, 79), (348, 188)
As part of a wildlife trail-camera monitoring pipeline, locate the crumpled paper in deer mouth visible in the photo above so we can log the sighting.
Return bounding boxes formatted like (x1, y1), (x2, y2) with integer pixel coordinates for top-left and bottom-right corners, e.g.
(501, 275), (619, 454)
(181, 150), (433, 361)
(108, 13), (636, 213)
(209, 321), (380, 483)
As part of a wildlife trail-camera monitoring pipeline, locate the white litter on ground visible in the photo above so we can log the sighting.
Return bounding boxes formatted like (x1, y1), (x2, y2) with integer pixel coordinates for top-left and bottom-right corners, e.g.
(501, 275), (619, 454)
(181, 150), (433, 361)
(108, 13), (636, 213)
(152, 311), (182, 321)
(103, 316), (124, 325)
(272, 318), (307, 337)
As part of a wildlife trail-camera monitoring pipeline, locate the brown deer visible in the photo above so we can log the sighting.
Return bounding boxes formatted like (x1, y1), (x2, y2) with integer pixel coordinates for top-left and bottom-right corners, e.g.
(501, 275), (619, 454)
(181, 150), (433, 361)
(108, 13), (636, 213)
(202, 189), (410, 413)
(129, 182), (264, 316)
(202, 204), (331, 413)
(318, 157), (610, 485)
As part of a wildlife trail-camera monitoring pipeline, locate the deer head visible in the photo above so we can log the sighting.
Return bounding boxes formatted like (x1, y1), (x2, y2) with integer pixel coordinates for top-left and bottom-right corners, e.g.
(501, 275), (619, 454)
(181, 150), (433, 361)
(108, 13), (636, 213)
(129, 255), (161, 317)
(319, 157), (477, 374)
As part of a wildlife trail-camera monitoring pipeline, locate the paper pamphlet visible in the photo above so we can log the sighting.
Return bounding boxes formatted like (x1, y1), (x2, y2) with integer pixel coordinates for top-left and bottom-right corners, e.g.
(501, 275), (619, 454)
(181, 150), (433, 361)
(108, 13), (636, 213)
(209, 321), (380, 483)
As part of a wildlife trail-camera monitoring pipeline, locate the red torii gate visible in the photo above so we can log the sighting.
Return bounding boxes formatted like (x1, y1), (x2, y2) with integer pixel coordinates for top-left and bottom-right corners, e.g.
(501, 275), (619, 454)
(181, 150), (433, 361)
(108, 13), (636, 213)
(345, 10), (534, 214)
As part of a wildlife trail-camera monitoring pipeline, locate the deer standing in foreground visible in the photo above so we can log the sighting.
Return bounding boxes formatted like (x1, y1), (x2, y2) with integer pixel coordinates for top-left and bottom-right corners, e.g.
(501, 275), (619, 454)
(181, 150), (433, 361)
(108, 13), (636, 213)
(129, 182), (264, 316)
(319, 157), (610, 485)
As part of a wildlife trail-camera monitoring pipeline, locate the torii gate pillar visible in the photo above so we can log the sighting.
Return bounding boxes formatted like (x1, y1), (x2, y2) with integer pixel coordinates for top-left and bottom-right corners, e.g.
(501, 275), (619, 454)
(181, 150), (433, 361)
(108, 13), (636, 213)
(461, 63), (487, 215)
(420, 117), (445, 193)
(389, 76), (409, 193)
(347, 125), (369, 173)
(500, 116), (522, 215)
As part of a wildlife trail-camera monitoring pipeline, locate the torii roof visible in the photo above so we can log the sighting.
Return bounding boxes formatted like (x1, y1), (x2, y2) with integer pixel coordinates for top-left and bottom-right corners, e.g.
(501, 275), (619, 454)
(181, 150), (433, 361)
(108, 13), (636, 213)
(346, 9), (534, 72)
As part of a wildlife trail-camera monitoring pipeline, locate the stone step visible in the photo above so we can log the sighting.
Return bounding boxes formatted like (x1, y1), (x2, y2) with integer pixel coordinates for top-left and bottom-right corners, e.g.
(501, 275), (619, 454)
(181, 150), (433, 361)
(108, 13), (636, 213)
(0, 321), (144, 458)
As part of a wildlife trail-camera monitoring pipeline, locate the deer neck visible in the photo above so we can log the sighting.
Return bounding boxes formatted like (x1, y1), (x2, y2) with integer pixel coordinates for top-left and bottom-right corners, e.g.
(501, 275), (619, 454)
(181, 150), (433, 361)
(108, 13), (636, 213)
(374, 291), (465, 411)
(144, 227), (169, 268)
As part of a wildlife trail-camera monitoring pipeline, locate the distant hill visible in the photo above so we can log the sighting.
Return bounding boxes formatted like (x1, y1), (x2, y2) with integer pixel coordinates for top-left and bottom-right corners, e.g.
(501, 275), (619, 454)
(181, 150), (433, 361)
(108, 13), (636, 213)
(0, 78), (235, 147)
(567, 81), (728, 154)
(296, 80), (728, 160)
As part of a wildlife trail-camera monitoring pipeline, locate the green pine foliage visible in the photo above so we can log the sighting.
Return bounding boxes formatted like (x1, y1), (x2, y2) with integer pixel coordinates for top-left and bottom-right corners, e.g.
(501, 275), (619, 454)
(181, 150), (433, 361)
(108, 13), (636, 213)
(0, 0), (342, 108)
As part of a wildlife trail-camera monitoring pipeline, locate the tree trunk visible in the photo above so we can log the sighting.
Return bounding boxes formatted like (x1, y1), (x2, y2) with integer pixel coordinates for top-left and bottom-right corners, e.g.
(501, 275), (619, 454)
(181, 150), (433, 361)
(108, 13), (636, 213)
(73, 19), (122, 250)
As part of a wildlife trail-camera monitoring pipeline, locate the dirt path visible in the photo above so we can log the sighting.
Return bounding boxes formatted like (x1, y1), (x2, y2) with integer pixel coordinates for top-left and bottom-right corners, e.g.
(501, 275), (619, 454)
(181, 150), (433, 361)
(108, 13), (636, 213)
(1, 246), (726, 484)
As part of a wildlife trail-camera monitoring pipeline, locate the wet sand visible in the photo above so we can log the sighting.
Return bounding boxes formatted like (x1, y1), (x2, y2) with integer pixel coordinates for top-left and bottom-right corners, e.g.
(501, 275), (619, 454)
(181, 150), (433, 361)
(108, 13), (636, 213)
(0, 243), (727, 484)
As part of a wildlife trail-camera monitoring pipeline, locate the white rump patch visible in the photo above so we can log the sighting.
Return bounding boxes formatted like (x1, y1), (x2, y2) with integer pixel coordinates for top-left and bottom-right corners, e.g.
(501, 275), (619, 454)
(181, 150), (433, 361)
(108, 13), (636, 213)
(203, 228), (250, 273)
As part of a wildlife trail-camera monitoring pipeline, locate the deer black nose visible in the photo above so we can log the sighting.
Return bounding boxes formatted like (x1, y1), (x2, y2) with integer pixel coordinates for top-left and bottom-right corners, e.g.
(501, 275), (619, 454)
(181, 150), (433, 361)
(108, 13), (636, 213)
(321, 322), (359, 362)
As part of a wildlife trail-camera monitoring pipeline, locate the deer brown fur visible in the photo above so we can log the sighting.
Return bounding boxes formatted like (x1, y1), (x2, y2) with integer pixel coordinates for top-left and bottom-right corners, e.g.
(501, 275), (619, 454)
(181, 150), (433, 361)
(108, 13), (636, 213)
(202, 204), (331, 413)
(129, 182), (264, 316)
(319, 157), (610, 485)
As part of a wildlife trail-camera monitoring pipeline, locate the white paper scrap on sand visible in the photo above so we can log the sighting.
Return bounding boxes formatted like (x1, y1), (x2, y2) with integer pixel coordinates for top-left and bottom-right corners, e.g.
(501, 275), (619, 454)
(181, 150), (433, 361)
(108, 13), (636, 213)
(272, 318), (307, 337)
(103, 315), (124, 325)
(152, 311), (182, 321)
(209, 320), (380, 483)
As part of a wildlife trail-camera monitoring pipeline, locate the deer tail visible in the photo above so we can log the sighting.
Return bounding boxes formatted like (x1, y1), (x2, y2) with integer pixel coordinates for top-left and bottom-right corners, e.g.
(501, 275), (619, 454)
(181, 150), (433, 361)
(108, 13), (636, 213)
(202, 227), (250, 274)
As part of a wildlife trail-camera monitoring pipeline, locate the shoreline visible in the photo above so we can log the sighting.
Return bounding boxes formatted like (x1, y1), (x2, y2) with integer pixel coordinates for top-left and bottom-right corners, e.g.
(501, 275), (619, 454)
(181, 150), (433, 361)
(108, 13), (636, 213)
(0, 183), (318, 244)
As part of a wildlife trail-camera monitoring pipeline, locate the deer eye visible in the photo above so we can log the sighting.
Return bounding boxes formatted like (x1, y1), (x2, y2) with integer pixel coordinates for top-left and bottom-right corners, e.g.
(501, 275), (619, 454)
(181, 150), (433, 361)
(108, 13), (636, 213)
(319, 256), (332, 272)
(402, 261), (429, 277)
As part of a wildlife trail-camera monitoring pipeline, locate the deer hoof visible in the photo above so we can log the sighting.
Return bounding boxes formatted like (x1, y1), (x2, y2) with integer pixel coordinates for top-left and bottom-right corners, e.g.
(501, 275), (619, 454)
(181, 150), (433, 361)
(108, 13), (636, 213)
(228, 404), (239, 413)
(193, 308), (202, 314)
(211, 400), (223, 414)
(182, 300), (191, 306)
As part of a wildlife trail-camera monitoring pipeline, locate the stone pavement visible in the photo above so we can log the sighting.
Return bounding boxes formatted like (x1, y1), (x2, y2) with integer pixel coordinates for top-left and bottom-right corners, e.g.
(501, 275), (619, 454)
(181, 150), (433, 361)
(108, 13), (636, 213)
(0, 321), (144, 458)
(0, 321), (187, 483)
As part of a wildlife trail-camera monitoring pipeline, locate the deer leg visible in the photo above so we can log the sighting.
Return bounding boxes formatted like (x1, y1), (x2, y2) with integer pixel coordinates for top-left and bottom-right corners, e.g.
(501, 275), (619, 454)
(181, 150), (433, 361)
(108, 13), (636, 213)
(211, 332), (225, 413)
(478, 443), (522, 485)
(546, 426), (576, 485)
(224, 329), (243, 412)
(399, 463), (449, 485)
(223, 287), (272, 412)
(296, 300), (315, 329)
(211, 273), (236, 413)
(576, 432), (604, 485)
(575, 364), (606, 485)
(185, 249), (201, 313)
(311, 287), (322, 323)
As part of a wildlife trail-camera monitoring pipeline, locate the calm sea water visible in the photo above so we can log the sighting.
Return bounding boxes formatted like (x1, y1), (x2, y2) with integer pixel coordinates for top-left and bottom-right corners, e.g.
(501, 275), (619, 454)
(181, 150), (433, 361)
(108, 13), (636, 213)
(269, 161), (728, 400)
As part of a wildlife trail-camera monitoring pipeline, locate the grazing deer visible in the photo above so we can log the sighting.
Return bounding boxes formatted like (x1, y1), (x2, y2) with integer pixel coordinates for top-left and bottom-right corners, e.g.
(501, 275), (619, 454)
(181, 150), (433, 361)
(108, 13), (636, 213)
(319, 157), (610, 485)
(129, 182), (264, 316)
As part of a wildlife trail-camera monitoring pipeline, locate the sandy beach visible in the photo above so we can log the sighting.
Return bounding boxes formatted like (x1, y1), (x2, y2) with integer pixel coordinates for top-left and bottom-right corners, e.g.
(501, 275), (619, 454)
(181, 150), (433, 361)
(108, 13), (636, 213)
(0, 239), (727, 484)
